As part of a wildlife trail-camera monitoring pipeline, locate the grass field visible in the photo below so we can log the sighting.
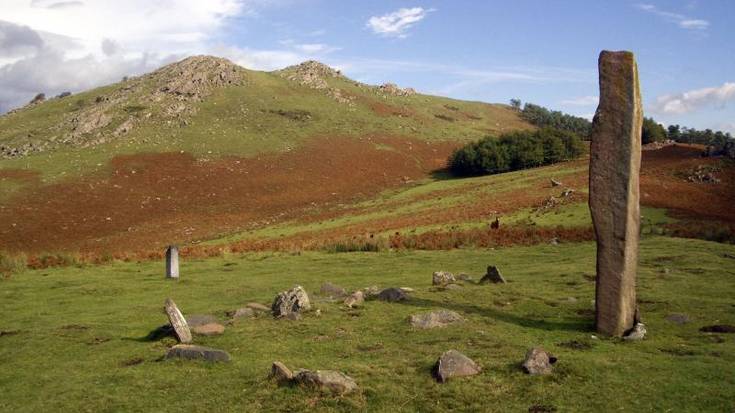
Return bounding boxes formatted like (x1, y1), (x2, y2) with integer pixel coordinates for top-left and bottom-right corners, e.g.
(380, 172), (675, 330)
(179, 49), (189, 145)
(1, 236), (734, 412)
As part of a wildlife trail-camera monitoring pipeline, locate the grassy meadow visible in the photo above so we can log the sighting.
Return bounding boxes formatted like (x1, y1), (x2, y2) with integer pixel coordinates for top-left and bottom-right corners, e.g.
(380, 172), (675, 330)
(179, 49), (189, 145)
(1, 236), (734, 412)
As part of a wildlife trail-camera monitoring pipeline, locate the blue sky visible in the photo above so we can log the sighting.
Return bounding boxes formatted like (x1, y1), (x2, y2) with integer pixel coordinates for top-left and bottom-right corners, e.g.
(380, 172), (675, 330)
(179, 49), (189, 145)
(1, 0), (733, 133)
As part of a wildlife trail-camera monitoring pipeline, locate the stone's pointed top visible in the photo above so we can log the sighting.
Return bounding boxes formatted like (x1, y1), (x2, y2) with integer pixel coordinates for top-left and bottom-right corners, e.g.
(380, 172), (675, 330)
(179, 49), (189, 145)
(599, 50), (635, 59)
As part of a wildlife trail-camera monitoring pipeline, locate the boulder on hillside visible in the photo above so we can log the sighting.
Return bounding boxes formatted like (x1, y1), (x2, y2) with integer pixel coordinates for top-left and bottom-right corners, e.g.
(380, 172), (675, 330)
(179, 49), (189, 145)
(432, 271), (456, 286)
(344, 291), (364, 308)
(272, 286), (311, 318)
(433, 350), (482, 382)
(522, 347), (556, 375)
(376, 288), (408, 302)
(294, 369), (358, 395)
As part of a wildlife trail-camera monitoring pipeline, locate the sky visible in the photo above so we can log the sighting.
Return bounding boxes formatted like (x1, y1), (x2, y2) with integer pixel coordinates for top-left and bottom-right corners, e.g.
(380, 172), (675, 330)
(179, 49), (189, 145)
(0, 0), (733, 133)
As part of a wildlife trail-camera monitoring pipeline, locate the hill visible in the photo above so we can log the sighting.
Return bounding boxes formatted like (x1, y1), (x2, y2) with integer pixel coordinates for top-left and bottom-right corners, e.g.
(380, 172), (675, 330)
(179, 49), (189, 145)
(0, 55), (531, 254)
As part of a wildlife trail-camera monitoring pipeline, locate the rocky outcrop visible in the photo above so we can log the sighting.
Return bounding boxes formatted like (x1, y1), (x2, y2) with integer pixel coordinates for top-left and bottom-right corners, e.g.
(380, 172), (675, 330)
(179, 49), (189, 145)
(588, 50), (642, 337)
(378, 83), (416, 97)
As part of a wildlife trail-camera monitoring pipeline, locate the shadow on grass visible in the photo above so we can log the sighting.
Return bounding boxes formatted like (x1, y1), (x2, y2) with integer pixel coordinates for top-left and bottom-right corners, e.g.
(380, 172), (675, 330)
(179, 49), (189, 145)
(398, 296), (594, 333)
(124, 324), (175, 342)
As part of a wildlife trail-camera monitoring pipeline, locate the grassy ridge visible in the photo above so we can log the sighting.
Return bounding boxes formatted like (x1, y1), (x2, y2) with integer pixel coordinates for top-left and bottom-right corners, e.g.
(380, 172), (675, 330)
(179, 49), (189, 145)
(0, 237), (733, 412)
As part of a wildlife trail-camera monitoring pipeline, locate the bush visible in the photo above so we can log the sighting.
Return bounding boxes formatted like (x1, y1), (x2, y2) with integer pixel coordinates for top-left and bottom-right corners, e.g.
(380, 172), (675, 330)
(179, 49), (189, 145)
(449, 128), (583, 177)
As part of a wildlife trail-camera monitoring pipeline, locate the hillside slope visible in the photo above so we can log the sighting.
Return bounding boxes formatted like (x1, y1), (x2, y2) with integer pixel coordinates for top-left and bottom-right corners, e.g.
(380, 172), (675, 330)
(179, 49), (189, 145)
(0, 56), (532, 253)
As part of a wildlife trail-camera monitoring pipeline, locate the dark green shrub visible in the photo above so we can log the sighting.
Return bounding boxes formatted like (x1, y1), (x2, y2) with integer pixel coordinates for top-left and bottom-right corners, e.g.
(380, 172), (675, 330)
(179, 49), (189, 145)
(449, 128), (583, 177)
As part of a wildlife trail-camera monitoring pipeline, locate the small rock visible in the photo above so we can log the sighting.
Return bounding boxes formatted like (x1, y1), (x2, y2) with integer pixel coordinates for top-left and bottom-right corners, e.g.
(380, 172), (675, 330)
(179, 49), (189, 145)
(246, 303), (270, 312)
(700, 324), (735, 333)
(362, 285), (380, 298)
(270, 361), (293, 382)
(432, 271), (456, 286)
(376, 288), (408, 302)
(294, 369), (358, 395)
(165, 344), (231, 362)
(320, 282), (347, 298)
(186, 314), (218, 327)
(433, 350), (481, 382)
(522, 347), (556, 375)
(231, 307), (255, 319)
(400, 287), (415, 293)
(550, 179), (562, 187)
(409, 310), (464, 329)
(191, 323), (225, 336)
(272, 286), (311, 318)
(479, 266), (506, 284)
(163, 298), (192, 344)
(457, 273), (473, 282)
(624, 322), (647, 341)
(344, 291), (364, 308)
(666, 313), (690, 325)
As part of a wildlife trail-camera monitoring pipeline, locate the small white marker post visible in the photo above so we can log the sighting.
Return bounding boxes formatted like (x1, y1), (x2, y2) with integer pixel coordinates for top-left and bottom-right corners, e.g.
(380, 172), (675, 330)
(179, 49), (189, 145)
(166, 245), (179, 279)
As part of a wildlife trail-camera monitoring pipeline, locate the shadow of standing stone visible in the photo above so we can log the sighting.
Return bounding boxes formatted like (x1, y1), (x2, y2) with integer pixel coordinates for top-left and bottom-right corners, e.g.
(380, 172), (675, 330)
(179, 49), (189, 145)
(589, 50), (643, 337)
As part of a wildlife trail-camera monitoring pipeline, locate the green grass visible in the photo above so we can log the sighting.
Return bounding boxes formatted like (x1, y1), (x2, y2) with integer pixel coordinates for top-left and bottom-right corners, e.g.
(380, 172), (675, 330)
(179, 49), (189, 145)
(1, 236), (733, 412)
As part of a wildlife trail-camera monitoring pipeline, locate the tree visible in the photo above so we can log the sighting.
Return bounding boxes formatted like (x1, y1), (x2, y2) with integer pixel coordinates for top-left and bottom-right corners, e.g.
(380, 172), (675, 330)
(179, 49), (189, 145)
(667, 124), (681, 141)
(509, 98), (522, 110)
(641, 117), (666, 144)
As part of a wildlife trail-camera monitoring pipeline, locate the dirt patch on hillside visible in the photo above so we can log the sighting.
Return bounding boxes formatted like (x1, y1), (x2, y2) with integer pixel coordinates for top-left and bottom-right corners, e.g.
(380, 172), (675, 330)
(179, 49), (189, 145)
(0, 168), (40, 182)
(640, 144), (735, 223)
(0, 136), (457, 253)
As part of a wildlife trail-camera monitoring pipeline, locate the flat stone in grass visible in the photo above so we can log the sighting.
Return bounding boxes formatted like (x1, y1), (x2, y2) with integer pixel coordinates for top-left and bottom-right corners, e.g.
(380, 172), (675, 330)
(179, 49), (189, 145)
(230, 307), (255, 319)
(165, 344), (231, 362)
(433, 350), (481, 383)
(666, 313), (690, 325)
(191, 323), (225, 336)
(700, 324), (735, 333)
(164, 298), (192, 344)
(186, 314), (218, 327)
(479, 266), (506, 284)
(362, 285), (380, 298)
(432, 271), (456, 286)
(320, 282), (347, 298)
(522, 347), (557, 375)
(409, 310), (464, 329)
(294, 369), (358, 395)
(272, 285), (311, 318)
(376, 287), (408, 302)
(246, 303), (270, 312)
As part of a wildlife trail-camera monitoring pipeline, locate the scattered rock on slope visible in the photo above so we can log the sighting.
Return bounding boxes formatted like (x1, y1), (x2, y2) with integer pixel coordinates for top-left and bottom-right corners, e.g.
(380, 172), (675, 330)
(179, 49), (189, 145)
(272, 285), (311, 318)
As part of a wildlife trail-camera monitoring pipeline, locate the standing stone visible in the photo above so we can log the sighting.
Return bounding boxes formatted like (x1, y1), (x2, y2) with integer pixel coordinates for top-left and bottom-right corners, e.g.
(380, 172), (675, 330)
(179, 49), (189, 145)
(588, 50), (643, 337)
(165, 245), (179, 279)
(479, 266), (506, 284)
(163, 298), (192, 344)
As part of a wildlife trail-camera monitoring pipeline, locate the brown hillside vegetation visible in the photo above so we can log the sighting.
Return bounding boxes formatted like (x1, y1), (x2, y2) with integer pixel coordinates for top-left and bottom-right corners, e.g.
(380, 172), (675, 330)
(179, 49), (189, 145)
(0, 142), (732, 257)
(0, 135), (455, 253)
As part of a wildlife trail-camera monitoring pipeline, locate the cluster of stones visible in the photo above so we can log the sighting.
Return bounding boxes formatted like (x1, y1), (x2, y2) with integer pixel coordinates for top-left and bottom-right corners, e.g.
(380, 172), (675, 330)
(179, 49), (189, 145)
(684, 165), (721, 184)
(377, 82), (416, 97)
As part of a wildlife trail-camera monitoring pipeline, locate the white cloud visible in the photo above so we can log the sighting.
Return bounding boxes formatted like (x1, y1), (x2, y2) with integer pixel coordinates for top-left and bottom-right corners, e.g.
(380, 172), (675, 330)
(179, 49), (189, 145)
(367, 7), (433, 38)
(0, 0), (330, 113)
(652, 82), (735, 114)
(635, 3), (710, 30)
(560, 95), (598, 106)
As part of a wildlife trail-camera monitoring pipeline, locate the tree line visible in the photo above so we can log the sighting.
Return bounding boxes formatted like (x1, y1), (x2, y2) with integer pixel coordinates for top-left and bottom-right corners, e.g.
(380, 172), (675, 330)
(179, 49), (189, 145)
(449, 128), (584, 177)
(512, 100), (733, 150)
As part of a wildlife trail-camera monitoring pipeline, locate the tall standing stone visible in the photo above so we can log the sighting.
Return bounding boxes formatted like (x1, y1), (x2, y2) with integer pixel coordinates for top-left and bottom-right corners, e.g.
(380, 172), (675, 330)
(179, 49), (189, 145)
(166, 245), (179, 279)
(588, 50), (642, 337)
